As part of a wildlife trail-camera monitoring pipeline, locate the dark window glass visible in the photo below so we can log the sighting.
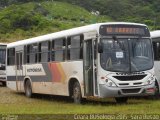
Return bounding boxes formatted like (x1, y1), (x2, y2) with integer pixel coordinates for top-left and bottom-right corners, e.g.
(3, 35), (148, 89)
(67, 35), (83, 60)
(24, 46), (27, 64)
(0, 46), (6, 65)
(153, 41), (160, 60)
(27, 44), (38, 64)
(52, 38), (65, 61)
(7, 48), (15, 65)
(39, 41), (50, 62)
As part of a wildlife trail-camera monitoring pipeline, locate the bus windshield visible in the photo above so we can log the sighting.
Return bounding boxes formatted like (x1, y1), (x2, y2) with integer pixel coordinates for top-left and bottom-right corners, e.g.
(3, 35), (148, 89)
(100, 38), (153, 72)
(0, 46), (6, 70)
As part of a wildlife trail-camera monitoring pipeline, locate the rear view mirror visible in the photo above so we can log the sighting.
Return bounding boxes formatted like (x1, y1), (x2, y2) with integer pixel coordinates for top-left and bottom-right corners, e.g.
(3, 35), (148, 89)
(98, 43), (103, 53)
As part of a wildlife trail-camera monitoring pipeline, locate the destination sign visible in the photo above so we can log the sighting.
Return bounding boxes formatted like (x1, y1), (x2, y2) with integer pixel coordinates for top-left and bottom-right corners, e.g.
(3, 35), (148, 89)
(99, 25), (150, 37)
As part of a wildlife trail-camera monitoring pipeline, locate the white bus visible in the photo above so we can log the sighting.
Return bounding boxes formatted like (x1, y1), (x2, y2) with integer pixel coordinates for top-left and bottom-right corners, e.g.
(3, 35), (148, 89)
(0, 43), (7, 86)
(151, 30), (160, 96)
(7, 22), (155, 103)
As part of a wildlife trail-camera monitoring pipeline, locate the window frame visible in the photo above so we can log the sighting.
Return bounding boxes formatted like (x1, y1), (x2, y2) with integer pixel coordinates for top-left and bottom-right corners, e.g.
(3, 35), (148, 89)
(7, 48), (15, 66)
(153, 41), (160, 61)
(67, 34), (83, 61)
(26, 43), (38, 64)
(51, 38), (66, 62)
(38, 41), (51, 63)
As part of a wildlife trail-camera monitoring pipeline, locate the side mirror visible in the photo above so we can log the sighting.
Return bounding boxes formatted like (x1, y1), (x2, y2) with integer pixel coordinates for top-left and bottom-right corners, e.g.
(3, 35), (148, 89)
(98, 43), (103, 53)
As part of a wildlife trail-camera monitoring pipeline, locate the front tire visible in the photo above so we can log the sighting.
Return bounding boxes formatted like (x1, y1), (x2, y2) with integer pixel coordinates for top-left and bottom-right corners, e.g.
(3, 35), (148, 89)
(25, 80), (32, 98)
(115, 97), (128, 104)
(73, 82), (82, 104)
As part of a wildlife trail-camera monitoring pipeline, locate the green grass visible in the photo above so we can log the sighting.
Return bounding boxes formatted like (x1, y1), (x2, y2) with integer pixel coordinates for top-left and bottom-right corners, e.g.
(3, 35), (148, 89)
(0, 87), (160, 114)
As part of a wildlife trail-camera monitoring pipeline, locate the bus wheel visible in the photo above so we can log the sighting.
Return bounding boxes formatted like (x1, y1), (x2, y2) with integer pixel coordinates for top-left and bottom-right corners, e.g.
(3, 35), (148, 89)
(25, 80), (32, 98)
(73, 82), (82, 104)
(115, 97), (128, 104)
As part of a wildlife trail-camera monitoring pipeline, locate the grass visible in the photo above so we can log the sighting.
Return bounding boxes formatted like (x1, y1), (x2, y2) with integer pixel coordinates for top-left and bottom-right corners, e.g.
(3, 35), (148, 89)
(0, 86), (160, 115)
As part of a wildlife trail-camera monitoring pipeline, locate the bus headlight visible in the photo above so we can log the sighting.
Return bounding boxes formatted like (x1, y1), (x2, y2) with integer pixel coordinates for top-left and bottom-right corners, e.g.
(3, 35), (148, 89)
(105, 79), (117, 87)
(144, 76), (155, 85)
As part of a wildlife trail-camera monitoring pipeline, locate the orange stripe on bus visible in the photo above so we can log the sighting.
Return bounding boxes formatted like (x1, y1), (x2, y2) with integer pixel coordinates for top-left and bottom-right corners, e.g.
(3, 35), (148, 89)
(48, 63), (66, 83)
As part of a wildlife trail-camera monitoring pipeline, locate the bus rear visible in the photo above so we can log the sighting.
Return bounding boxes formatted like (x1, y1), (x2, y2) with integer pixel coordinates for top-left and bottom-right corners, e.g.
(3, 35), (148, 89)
(95, 23), (155, 102)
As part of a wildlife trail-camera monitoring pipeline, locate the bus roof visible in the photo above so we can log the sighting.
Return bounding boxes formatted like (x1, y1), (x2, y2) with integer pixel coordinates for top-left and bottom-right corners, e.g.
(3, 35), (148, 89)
(0, 43), (7, 45)
(7, 22), (147, 48)
(150, 30), (160, 38)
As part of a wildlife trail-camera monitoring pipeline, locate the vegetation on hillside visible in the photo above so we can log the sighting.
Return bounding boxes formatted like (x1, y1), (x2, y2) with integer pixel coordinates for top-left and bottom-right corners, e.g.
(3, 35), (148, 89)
(53, 0), (160, 29)
(0, 0), (160, 42)
(0, 1), (110, 42)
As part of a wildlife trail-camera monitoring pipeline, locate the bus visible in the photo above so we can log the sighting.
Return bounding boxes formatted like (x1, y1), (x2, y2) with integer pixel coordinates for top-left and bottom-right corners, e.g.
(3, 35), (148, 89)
(7, 22), (155, 103)
(0, 43), (7, 86)
(151, 30), (160, 96)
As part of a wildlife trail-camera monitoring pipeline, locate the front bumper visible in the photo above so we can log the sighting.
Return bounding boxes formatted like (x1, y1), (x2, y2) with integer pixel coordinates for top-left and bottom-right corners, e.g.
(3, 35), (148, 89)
(99, 82), (155, 98)
(0, 76), (6, 82)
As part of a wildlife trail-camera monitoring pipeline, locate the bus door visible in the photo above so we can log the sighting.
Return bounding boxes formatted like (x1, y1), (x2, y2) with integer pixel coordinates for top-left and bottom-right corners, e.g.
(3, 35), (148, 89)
(16, 51), (23, 91)
(83, 39), (96, 96)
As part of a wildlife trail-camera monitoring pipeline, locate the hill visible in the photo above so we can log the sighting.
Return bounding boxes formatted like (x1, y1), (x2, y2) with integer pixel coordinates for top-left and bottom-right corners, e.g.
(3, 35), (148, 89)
(0, 0), (160, 42)
(55, 0), (160, 29)
(0, 1), (111, 42)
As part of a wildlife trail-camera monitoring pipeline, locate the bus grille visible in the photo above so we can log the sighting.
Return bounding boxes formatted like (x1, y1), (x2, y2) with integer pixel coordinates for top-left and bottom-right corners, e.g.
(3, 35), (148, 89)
(113, 75), (146, 81)
(121, 88), (141, 94)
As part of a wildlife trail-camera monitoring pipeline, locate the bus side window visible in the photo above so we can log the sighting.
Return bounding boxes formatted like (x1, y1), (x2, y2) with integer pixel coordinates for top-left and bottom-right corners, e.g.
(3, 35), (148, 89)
(39, 41), (50, 63)
(153, 42), (160, 60)
(94, 39), (97, 60)
(51, 40), (55, 61)
(7, 48), (15, 65)
(67, 35), (83, 60)
(24, 46), (27, 64)
(51, 38), (66, 62)
(26, 45), (29, 63)
(27, 44), (38, 64)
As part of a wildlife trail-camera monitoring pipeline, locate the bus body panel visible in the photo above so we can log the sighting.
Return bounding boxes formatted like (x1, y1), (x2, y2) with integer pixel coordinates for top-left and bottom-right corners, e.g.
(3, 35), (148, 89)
(98, 68), (155, 98)
(153, 61), (160, 93)
(151, 30), (160, 93)
(6, 23), (155, 101)
(7, 61), (85, 97)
